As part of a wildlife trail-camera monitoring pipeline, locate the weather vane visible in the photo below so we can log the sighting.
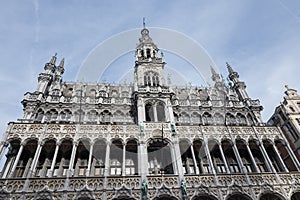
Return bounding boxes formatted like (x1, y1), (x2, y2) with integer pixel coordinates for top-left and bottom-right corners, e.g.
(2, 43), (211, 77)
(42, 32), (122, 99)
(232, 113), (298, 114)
(143, 17), (146, 28)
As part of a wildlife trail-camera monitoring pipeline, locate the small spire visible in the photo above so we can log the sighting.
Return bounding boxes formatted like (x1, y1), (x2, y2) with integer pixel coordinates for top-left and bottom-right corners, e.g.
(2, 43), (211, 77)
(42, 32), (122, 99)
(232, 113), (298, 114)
(50, 53), (57, 65)
(59, 58), (65, 68)
(226, 62), (234, 74)
(143, 17), (146, 28)
(210, 66), (220, 82)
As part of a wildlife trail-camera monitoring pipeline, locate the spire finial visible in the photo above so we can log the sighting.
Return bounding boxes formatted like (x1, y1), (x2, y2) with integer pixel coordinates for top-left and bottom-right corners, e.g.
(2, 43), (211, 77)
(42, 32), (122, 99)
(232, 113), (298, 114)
(226, 62), (234, 74)
(143, 17), (146, 28)
(59, 58), (65, 68)
(285, 85), (289, 90)
(50, 53), (57, 65)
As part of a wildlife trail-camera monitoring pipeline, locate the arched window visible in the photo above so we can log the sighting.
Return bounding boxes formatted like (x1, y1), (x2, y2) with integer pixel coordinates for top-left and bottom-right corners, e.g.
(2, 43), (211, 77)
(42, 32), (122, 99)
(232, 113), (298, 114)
(214, 113), (224, 125)
(202, 112), (212, 125)
(148, 139), (174, 175)
(35, 109), (44, 122)
(156, 102), (166, 121)
(45, 109), (58, 123)
(87, 110), (98, 124)
(110, 140), (123, 176)
(225, 113), (235, 126)
(145, 101), (166, 122)
(60, 109), (72, 123)
(236, 113), (247, 125)
(263, 140), (285, 172)
(145, 103), (154, 122)
(180, 140), (196, 174)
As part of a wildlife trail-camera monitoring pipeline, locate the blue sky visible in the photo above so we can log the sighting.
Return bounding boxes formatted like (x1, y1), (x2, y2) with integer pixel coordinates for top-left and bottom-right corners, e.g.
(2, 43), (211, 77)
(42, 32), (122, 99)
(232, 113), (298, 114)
(0, 0), (300, 135)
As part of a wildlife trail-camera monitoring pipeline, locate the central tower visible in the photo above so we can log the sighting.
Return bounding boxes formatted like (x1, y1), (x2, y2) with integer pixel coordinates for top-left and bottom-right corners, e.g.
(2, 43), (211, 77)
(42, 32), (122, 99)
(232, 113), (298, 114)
(134, 27), (175, 125)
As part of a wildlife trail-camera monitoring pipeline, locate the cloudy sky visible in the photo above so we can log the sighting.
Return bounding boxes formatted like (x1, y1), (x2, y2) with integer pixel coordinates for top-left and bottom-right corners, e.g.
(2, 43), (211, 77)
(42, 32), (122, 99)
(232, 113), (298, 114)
(0, 0), (300, 135)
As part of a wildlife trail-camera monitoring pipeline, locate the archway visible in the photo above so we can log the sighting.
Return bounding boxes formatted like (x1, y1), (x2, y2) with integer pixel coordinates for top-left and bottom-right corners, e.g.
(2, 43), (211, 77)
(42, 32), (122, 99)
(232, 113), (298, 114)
(259, 192), (285, 200)
(226, 193), (252, 200)
(291, 192), (300, 200)
(192, 194), (217, 200)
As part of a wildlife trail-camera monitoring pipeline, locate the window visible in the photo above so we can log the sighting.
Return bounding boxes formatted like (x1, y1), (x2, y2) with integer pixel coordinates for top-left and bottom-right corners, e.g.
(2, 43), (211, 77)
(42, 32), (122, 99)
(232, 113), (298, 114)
(125, 159), (135, 175)
(144, 71), (159, 86)
(110, 159), (122, 175)
(202, 112), (212, 125)
(145, 101), (166, 122)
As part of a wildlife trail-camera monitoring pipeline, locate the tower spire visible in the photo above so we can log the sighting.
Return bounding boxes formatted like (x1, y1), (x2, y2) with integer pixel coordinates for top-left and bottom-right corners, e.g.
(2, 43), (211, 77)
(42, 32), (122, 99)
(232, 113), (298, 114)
(143, 17), (146, 28)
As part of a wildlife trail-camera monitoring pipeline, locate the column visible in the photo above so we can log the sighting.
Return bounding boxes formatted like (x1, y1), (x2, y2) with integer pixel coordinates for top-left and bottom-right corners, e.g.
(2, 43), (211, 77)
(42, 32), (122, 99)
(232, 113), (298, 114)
(49, 142), (60, 177)
(8, 143), (24, 178)
(68, 141), (78, 176)
(87, 142), (94, 176)
(190, 143), (200, 174)
(29, 140), (44, 177)
(258, 141), (275, 172)
(139, 140), (148, 180)
(104, 141), (111, 176)
(284, 143), (300, 171)
(153, 105), (158, 122)
(204, 140), (216, 174)
(122, 143), (126, 176)
(273, 144), (289, 172)
(172, 142), (180, 176)
(232, 141), (246, 173)
(246, 144), (259, 172)
(218, 143), (230, 173)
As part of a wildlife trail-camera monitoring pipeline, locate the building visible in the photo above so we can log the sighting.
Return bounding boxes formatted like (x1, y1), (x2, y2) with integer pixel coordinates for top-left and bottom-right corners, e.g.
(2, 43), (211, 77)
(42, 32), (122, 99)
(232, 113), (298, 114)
(1, 27), (300, 200)
(268, 86), (300, 161)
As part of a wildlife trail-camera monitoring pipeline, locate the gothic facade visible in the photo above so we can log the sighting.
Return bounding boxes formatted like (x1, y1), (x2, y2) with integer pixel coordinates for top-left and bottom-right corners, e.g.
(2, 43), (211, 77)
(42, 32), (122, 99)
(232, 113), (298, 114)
(268, 86), (300, 161)
(1, 27), (300, 200)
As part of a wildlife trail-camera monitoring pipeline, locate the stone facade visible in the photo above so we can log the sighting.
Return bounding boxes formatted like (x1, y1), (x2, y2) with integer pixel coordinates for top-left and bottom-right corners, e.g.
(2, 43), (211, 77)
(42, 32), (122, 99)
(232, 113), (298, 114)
(1, 28), (300, 200)
(268, 86), (300, 161)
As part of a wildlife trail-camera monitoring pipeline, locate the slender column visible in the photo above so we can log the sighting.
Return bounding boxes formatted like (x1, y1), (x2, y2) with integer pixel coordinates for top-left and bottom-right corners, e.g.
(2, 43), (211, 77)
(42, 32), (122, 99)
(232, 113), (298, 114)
(29, 140), (44, 177)
(284, 143), (300, 171)
(0, 142), (8, 162)
(190, 143), (200, 174)
(87, 142), (94, 176)
(104, 141), (111, 176)
(204, 140), (216, 174)
(273, 144), (289, 172)
(246, 144), (259, 172)
(153, 105), (158, 122)
(49, 142), (60, 177)
(218, 143), (230, 173)
(172, 141), (180, 176)
(122, 143), (126, 176)
(68, 141), (78, 176)
(232, 141), (246, 173)
(8, 143), (24, 178)
(139, 140), (147, 179)
(23, 157), (33, 178)
(40, 158), (49, 177)
(277, 126), (300, 170)
(259, 141), (275, 172)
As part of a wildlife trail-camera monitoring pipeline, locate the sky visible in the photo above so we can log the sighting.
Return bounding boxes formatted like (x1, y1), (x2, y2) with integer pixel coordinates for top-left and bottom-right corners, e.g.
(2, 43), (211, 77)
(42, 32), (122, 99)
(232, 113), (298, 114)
(0, 0), (300, 135)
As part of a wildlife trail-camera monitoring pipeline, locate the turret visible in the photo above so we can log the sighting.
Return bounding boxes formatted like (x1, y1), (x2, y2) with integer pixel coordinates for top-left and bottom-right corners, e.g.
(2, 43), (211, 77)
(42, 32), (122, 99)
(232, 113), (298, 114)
(226, 62), (249, 101)
(211, 66), (225, 90)
(36, 54), (57, 94)
(134, 24), (165, 87)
